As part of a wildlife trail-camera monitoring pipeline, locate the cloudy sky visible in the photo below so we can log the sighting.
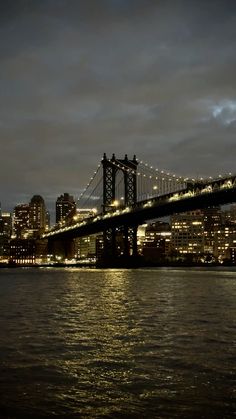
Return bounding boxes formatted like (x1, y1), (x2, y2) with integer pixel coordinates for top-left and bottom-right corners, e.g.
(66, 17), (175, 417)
(1, 0), (236, 213)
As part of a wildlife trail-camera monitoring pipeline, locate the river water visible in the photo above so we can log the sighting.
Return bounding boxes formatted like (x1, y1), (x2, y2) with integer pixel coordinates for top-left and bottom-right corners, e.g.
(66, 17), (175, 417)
(0, 267), (236, 418)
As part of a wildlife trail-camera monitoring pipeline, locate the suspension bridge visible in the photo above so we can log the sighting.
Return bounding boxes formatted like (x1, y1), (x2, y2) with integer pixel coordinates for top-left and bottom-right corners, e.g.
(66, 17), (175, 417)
(43, 153), (236, 266)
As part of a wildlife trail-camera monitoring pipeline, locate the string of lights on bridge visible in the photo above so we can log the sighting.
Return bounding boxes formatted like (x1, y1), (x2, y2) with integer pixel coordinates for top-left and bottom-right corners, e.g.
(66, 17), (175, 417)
(76, 156), (235, 213)
(77, 156), (191, 211)
(43, 173), (236, 239)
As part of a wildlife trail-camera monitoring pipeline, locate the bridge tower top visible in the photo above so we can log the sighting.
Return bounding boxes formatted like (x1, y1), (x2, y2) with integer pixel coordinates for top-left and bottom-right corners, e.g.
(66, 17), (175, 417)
(101, 154), (138, 213)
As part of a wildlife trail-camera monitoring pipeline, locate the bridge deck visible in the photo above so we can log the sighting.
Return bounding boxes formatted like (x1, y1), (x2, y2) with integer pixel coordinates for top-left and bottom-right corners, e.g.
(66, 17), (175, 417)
(43, 176), (236, 240)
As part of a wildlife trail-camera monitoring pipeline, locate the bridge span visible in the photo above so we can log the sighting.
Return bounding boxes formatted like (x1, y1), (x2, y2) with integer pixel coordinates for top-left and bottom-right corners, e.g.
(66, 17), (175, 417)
(43, 175), (236, 241)
(42, 153), (236, 266)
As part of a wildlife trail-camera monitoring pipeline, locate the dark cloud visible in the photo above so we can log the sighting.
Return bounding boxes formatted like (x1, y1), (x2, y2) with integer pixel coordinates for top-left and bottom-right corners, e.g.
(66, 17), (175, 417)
(0, 0), (236, 214)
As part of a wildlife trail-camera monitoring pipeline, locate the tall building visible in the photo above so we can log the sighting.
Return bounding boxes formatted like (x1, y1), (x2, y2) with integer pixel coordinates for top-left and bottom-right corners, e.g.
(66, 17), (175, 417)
(171, 210), (205, 256)
(0, 211), (12, 260)
(13, 204), (30, 238)
(56, 193), (76, 224)
(13, 196), (48, 239)
(202, 206), (222, 254)
(29, 195), (47, 236)
(0, 212), (12, 237)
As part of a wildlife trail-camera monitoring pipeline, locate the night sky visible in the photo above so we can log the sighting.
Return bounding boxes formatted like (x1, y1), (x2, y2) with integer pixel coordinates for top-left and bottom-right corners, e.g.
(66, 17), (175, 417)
(1, 0), (236, 213)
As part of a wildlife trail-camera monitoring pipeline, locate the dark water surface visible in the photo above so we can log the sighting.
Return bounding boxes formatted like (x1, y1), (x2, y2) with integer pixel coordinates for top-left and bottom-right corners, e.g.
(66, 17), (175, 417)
(0, 267), (236, 418)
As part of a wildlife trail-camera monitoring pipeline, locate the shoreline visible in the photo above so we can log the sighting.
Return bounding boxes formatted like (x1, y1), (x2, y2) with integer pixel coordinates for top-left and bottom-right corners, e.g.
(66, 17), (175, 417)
(0, 262), (236, 269)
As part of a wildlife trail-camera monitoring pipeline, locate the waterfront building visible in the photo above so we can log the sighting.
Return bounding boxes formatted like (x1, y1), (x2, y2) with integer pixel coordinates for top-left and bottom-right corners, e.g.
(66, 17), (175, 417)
(214, 223), (236, 262)
(142, 222), (171, 262)
(56, 193), (76, 225)
(10, 238), (36, 265)
(76, 235), (97, 259)
(35, 238), (48, 264)
(230, 247), (236, 264)
(171, 210), (205, 257)
(73, 209), (98, 260)
(96, 234), (104, 261)
(202, 206), (222, 255)
(137, 224), (147, 254)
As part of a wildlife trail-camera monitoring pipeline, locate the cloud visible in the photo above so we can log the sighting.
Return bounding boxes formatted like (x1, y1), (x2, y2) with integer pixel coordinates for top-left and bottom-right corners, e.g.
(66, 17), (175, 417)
(211, 100), (236, 125)
(0, 0), (236, 213)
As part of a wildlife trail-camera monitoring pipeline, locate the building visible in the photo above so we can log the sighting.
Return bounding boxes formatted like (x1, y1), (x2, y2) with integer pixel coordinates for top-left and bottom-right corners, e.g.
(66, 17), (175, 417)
(223, 205), (236, 225)
(29, 195), (47, 237)
(202, 206), (222, 254)
(137, 224), (147, 254)
(0, 211), (12, 260)
(73, 208), (95, 222)
(142, 221), (171, 262)
(10, 238), (36, 265)
(76, 235), (97, 259)
(13, 196), (48, 240)
(230, 247), (236, 264)
(56, 193), (76, 225)
(171, 210), (204, 258)
(214, 223), (236, 262)
(13, 204), (30, 238)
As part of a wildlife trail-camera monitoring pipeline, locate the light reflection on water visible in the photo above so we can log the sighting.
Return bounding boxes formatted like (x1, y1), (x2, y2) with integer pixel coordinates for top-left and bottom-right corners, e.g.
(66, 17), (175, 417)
(0, 267), (236, 418)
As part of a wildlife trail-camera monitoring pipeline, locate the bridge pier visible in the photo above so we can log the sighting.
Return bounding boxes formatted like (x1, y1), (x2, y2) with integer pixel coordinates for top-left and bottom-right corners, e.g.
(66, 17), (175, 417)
(100, 153), (139, 267)
(47, 237), (75, 261)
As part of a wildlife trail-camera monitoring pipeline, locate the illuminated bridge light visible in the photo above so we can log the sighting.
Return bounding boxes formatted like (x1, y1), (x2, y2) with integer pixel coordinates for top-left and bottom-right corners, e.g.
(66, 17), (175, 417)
(41, 160), (236, 242)
(143, 201), (153, 208)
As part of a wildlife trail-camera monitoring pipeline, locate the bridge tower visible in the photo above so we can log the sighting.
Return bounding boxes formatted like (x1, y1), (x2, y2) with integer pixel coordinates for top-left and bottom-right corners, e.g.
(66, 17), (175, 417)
(101, 153), (138, 263)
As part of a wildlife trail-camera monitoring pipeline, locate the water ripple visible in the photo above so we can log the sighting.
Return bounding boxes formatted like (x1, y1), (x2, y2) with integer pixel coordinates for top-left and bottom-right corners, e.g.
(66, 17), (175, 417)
(0, 267), (236, 418)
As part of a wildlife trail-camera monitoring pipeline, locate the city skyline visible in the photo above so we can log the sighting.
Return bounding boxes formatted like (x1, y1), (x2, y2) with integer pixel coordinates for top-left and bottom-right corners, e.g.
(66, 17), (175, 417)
(1, 0), (236, 211)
